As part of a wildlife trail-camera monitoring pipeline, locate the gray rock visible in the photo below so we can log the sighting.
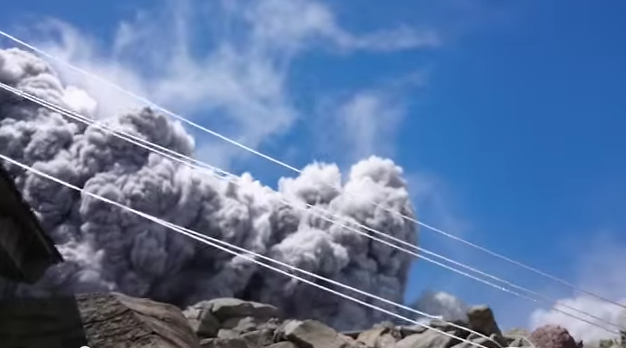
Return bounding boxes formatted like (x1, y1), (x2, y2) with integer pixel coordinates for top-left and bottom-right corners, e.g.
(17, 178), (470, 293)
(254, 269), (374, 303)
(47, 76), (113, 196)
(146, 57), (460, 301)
(281, 320), (353, 348)
(504, 328), (532, 347)
(77, 292), (201, 348)
(204, 298), (281, 321)
(377, 333), (400, 348)
(505, 328), (531, 338)
(240, 329), (276, 347)
(199, 338), (214, 347)
(509, 337), (527, 347)
(357, 326), (401, 348)
(184, 304), (221, 338)
(460, 332), (507, 348)
(222, 316), (280, 333)
(211, 329), (275, 348)
(202, 332), (275, 348)
(217, 329), (241, 339)
(358, 327), (387, 346)
(342, 331), (364, 339)
(399, 325), (428, 338)
(200, 337), (249, 348)
(491, 333), (509, 347)
(395, 330), (458, 348)
(266, 343), (298, 348)
(429, 319), (472, 340)
(467, 306), (502, 337)
(453, 336), (501, 348)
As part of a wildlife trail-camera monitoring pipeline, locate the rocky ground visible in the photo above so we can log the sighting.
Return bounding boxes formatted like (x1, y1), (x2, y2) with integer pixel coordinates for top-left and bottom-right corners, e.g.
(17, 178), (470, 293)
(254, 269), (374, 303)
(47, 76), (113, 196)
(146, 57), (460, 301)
(0, 292), (620, 348)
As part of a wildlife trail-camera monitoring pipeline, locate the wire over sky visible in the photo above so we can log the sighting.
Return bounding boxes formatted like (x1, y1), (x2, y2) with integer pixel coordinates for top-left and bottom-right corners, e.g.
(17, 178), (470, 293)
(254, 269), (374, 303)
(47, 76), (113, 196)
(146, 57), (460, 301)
(1, 29), (623, 314)
(0, 81), (620, 335)
(0, 151), (511, 348)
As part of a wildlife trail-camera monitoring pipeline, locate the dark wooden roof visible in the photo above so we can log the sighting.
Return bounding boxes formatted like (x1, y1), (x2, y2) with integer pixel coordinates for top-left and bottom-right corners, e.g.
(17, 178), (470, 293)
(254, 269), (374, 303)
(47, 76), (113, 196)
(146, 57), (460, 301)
(0, 164), (63, 284)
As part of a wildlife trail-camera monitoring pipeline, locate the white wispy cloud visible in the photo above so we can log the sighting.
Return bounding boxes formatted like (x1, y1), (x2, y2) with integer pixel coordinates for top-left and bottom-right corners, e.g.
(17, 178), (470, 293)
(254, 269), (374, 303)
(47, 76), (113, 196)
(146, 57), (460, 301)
(314, 72), (427, 165)
(8, 0), (437, 168)
(335, 90), (406, 160)
(529, 234), (626, 342)
(247, 0), (440, 52)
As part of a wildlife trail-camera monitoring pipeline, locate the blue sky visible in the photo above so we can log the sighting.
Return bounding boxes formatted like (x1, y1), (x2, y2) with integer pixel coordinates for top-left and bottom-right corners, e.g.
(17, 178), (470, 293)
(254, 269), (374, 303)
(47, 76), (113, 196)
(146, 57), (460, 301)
(1, 0), (625, 332)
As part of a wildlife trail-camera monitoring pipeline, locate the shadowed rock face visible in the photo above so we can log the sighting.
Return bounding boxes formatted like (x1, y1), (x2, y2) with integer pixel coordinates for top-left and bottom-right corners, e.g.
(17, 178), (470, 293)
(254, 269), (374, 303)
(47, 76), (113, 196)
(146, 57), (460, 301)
(0, 164), (62, 284)
(467, 305), (502, 338)
(78, 292), (202, 348)
(0, 292), (200, 348)
(0, 295), (88, 348)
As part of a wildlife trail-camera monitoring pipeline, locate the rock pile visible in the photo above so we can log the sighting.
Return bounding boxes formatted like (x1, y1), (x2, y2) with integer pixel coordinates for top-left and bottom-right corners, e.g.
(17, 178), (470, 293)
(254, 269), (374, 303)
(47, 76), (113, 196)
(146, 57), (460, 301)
(180, 299), (541, 348)
(0, 293), (582, 348)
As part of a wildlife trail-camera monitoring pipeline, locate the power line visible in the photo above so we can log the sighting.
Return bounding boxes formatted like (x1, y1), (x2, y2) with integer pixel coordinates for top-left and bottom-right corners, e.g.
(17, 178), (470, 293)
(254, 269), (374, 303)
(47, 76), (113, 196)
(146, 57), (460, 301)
(0, 81), (620, 334)
(0, 82), (620, 335)
(1, 29), (623, 313)
(0, 152), (507, 348)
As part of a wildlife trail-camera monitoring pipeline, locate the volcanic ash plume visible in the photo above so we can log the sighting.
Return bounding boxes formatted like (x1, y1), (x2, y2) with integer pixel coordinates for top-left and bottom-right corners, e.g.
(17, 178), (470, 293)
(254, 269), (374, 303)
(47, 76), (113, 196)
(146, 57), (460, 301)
(0, 48), (417, 330)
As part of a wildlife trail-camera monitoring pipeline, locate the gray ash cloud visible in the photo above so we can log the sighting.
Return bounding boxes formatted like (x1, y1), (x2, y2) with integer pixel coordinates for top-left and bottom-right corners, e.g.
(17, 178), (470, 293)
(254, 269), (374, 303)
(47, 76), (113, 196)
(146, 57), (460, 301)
(0, 48), (418, 330)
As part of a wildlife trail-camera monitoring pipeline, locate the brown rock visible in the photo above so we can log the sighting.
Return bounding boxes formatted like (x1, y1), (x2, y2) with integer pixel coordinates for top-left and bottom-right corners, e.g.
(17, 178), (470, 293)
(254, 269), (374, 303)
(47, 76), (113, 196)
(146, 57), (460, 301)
(529, 325), (577, 348)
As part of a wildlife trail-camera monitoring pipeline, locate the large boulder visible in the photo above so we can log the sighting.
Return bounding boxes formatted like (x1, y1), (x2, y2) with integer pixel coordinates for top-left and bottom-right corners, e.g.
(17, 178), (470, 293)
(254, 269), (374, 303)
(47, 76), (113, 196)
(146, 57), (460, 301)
(467, 306), (502, 338)
(184, 303), (221, 339)
(279, 320), (357, 348)
(529, 325), (578, 348)
(399, 324), (428, 338)
(395, 329), (458, 348)
(356, 325), (401, 348)
(194, 298), (281, 322)
(77, 292), (201, 348)
(267, 343), (298, 348)
(184, 298), (282, 343)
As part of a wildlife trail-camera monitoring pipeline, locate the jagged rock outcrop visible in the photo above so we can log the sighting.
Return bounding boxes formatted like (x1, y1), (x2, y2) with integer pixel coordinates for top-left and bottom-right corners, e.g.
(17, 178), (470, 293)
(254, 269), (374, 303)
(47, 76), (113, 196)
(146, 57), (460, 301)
(467, 305), (502, 338)
(0, 292), (201, 348)
(2, 293), (590, 348)
(181, 297), (538, 348)
(78, 292), (202, 348)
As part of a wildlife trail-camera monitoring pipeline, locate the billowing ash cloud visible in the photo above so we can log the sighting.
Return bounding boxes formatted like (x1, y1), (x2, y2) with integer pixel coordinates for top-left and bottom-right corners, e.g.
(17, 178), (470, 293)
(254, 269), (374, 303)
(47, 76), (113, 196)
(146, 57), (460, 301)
(412, 290), (469, 322)
(0, 48), (417, 330)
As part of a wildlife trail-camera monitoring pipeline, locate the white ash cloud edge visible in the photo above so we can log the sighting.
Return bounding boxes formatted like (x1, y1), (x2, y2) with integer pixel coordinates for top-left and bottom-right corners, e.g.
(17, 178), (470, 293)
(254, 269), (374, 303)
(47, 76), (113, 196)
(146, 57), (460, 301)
(0, 47), (469, 330)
